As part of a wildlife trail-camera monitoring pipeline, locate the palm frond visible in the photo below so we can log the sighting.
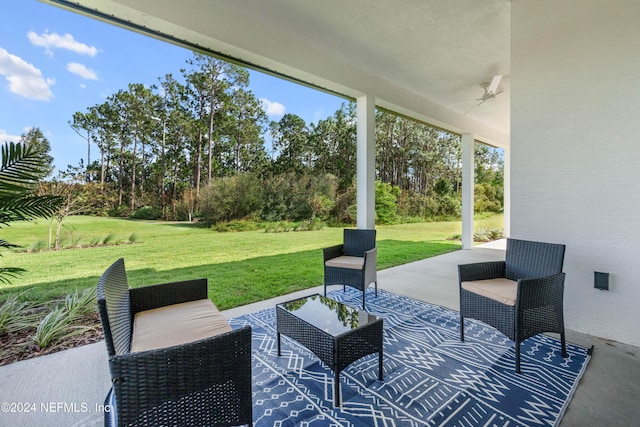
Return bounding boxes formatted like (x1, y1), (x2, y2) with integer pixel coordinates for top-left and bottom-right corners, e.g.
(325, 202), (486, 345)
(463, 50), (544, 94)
(0, 142), (63, 285)
(0, 239), (20, 251)
(0, 195), (62, 225)
(0, 267), (25, 284)
(0, 142), (50, 196)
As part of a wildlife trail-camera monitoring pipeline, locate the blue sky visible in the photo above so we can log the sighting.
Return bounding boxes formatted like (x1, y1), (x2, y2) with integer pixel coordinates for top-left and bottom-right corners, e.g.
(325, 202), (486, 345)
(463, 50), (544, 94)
(0, 0), (347, 172)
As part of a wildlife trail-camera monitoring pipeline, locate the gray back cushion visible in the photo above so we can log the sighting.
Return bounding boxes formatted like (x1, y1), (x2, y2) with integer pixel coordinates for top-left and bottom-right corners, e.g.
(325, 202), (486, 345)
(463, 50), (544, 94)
(97, 258), (131, 355)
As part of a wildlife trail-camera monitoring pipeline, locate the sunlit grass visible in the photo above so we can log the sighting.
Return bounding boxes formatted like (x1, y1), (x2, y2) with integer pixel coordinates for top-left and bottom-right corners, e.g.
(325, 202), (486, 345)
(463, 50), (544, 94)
(0, 214), (503, 310)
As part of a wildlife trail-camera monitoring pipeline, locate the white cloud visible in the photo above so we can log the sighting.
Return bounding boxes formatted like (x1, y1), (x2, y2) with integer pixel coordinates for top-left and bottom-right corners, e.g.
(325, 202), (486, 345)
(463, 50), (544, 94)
(260, 98), (286, 117)
(66, 62), (98, 80)
(0, 47), (54, 101)
(27, 31), (98, 57)
(0, 129), (21, 144)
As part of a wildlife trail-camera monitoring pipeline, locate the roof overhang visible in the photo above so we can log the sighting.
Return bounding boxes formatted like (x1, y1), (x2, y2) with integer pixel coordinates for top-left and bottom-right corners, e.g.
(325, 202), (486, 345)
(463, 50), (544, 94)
(43, 0), (510, 147)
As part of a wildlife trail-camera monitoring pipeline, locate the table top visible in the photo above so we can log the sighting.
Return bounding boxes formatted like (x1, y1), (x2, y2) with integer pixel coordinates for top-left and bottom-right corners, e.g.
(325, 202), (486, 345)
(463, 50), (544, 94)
(277, 294), (378, 336)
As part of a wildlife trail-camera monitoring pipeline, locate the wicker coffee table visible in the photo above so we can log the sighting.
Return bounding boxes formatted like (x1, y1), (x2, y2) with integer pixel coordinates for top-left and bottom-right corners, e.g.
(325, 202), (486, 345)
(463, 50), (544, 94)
(276, 294), (383, 406)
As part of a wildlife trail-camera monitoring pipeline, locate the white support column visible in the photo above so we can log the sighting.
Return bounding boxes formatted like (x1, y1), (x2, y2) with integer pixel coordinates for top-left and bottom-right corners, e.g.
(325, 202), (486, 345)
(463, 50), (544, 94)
(357, 95), (376, 229)
(461, 133), (474, 249)
(503, 145), (511, 237)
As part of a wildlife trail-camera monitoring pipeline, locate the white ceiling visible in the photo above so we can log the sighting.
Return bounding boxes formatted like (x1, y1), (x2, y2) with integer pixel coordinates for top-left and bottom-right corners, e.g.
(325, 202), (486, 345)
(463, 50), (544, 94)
(46, 0), (511, 146)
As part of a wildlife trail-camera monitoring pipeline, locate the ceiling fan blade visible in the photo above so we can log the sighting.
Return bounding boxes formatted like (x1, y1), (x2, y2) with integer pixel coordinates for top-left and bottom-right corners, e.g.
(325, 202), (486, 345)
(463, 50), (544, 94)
(487, 75), (502, 94)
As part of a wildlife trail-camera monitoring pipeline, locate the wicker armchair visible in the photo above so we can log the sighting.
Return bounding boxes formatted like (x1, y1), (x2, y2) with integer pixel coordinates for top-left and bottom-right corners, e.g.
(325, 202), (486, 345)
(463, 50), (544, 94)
(458, 238), (567, 373)
(97, 258), (253, 427)
(323, 229), (377, 308)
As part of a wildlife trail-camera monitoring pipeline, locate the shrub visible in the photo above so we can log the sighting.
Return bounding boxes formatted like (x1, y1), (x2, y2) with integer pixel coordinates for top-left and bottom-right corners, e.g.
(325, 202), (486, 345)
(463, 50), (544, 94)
(200, 172), (339, 225)
(212, 219), (263, 232)
(396, 216), (425, 224)
(264, 218), (325, 233)
(308, 194), (335, 220)
(308, 217), (325, 230)
(375, 181), (399, 225)
(474, 228), (504, 242)
(199, 174), (263, 225)
(174, 199), (193, 221)
(108, 205), (132, 218)
(434, 178), (453, 196)
(334, 184), (356, 225)
(397, 191), (427, 218)
(474, 183), (503, 213)
(265, 221), (295, 233)
(424, 194), (461, 220)
(131, 206), (162, 220)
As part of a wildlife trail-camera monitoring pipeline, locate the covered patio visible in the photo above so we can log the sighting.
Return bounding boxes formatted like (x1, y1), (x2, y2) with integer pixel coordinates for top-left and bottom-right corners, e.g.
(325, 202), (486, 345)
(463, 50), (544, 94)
(15, 0), (640, 425)
(1, 243), (638, 426)
(42, 0), (640, 353)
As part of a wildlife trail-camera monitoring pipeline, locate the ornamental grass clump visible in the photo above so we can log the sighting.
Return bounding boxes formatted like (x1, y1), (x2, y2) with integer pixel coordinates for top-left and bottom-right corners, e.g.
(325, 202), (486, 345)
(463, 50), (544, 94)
(473, 228), (504, 242)
(32, 305), (91, 349)
(0, 295), (40, 334)
(64, 287), (96, 318)
(33, 288), (96, 349)
(101, 233), (116, 245)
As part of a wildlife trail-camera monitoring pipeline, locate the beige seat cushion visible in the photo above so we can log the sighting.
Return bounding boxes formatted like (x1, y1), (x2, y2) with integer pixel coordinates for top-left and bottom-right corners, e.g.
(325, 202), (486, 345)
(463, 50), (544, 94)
(461, 278), (518, 306)
(131, 299), (232, 353)
(325, 255), (364, 270)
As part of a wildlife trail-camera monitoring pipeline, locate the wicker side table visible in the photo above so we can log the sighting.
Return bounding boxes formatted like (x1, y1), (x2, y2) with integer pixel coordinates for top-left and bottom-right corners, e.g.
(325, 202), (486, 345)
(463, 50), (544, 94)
(276, 294), (383, 406)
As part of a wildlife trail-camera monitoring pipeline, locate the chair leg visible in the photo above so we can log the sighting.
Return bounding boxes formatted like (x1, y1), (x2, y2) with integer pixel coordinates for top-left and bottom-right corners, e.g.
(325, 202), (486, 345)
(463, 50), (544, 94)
(324, 284), (327, 297)
(515, 341), (521, 374)
(374, 281), (378, 296)
(561, 327), (568, 358)
(460, 316), (465, 342)
(362, 289), (366, 310)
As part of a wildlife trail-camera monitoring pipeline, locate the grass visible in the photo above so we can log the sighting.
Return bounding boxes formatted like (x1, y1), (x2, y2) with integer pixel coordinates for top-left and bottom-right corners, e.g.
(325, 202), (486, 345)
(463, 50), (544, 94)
(0, 214), (503, 310)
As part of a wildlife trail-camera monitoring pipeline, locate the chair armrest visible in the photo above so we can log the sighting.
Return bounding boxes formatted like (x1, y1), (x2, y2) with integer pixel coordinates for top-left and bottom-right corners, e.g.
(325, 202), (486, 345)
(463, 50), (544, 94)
(109, 326), (252, 426)
(363, 247), (377, 287)
(458, 261), (506, 283)
(130, 278), (208, 315)
(323, 244), (344, 262)
(363, 247), (377, 271)
(517, 272), (565, 309)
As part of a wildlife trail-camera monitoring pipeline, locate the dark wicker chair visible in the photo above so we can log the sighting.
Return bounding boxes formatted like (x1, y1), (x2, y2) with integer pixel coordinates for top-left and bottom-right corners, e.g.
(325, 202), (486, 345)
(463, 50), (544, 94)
(458, 238), (567, 373)
(323, 229), (377, 308)
(97, 258), (253, 427)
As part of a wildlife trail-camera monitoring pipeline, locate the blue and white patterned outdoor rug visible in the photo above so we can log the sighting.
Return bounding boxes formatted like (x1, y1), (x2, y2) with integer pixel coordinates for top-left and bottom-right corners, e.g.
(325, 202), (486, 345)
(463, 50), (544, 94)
(229, 288), (591, 427)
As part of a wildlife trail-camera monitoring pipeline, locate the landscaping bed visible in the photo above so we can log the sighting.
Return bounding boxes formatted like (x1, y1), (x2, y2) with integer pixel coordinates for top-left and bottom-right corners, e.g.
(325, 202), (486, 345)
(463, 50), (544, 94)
(0, 313), (102, 366)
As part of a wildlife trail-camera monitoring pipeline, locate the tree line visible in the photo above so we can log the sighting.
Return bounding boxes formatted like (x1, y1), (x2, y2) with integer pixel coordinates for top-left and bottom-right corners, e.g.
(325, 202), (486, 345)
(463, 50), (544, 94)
(21, 53), (503, 227)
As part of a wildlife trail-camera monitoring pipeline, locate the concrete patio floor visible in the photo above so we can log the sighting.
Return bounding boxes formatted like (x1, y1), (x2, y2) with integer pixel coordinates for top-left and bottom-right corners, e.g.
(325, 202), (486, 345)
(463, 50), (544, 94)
(1, 241), (638, 426)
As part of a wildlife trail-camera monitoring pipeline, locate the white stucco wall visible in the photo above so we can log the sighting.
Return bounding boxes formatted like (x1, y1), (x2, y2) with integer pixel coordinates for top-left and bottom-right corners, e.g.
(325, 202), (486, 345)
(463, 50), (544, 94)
(511, 0), (640, 346)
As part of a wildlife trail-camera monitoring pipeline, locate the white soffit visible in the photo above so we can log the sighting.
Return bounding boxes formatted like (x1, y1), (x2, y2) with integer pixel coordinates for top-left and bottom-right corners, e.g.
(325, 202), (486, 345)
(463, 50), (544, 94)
(44, 0), (510, 147)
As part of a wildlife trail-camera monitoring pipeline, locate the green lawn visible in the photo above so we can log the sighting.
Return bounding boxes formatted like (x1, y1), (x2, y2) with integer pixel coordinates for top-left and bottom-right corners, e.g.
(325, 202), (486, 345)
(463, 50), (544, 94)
(0, 214), (503, 310)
